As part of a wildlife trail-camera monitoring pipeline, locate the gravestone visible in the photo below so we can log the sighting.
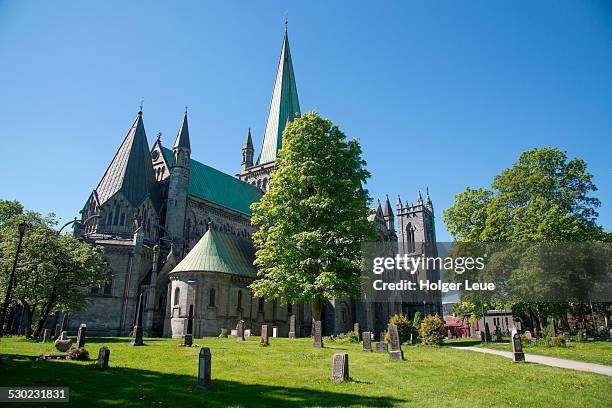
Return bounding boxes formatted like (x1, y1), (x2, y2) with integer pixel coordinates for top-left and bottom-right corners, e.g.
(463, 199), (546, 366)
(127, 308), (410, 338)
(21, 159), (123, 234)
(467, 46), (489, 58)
(184, 304), (194, 347)
(42, 329), (50, 343)
(563, 331), (570, 343)
(511, 328), (525, 362)
(54, 324), (61, 339)
(376, 340), (388, 353)
(353, 323), (360, 339)
(97, 346), (110, 370)
(76, 323), (87, 348)
(54, 338), (72, 352)
(60, 312), (68, 333)
(577, 331), (587, 342)
(388, 324), (404, 360)
(380, 331), (385, 341)
(331, 353), (349, 382)
(479, 331), (485, 343)
(272, 326), (278, 338)
(362, 331), (372, 352)
(313, 320), (323, 348)
(484, 323), (492, 342)
(130, 293), (144, 346)
(550, 319), (557, 340)
(236, 320), (245, 341)
(260, 324), (269, 346)
(495, 326), (502, 342)
(288, 315), (296, 339)
(60, 331), (68, 341)
(197, 347), (212, 388)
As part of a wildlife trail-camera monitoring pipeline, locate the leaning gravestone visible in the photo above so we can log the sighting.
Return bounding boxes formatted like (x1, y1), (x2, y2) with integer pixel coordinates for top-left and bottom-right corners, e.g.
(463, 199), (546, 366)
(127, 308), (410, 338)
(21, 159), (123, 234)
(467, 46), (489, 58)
(511, 328), (525, 362)
(236, 320), (245, 341)
(130, 293), (144, 346)
(388, 324), (404, 360)
(54, 338), (72, 353)
(313, 320), (323, 348)
(60, 312), (69, 333)
(97, 346), (110, 370)
(353, 323), (360, 339)
(331, 353), (349, 382)
(260, 324), (269, 346)
(197, 347), (212, 388)
(362, 331), (372, 352)
(42, 329), (50, 343)
(288, 315), (296, 339)
(76, 323), (87, 348)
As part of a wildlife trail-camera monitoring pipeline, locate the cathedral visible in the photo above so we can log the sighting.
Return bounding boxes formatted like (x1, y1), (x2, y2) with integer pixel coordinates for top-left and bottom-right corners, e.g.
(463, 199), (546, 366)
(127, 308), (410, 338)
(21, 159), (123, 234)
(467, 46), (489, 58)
(71, 25), (442, 338)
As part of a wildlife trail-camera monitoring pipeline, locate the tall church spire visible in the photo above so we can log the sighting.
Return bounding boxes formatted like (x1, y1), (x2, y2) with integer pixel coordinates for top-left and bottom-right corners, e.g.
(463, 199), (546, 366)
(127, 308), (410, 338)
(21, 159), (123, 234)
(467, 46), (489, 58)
(257, 23), (301, 165)
(174, 109), (190, 150)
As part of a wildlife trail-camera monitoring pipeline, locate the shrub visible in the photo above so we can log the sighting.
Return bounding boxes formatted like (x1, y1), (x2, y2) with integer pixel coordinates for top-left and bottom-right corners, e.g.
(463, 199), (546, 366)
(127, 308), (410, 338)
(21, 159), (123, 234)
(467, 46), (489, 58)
(412, 311), (423, 331)
(388, 314), (412, 344)
(345, 331), (360, 343)
(67, 348), (90, 361)
(419, 315), (445, 345)
(218, 328), (228, 338)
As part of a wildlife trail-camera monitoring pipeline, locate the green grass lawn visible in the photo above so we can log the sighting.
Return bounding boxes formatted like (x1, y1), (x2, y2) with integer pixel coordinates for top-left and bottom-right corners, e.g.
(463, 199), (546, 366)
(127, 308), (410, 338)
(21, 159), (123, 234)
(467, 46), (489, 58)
(1, 335), (611, 407)
(478, 339), (612, 366)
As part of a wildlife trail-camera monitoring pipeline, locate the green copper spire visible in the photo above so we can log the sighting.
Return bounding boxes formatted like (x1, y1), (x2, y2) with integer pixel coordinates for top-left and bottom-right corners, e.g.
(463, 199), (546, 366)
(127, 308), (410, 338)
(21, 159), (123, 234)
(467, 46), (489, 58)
(256, 25), (301, 165)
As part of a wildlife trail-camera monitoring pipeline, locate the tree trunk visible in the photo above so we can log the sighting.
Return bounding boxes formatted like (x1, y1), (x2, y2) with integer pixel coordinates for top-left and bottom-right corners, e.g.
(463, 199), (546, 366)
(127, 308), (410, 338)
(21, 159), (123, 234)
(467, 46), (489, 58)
(24, 306), (33, 338)
(311, 300), (322, 322)
(33, 299), (54, 340)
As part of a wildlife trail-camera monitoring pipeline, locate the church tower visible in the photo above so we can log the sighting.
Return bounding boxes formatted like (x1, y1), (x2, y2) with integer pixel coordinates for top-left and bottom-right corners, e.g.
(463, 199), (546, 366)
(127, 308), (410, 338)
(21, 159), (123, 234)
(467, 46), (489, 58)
(241, 128), (254, 173)
(165, 110), (191, 259)
(239, 22), (300, 192)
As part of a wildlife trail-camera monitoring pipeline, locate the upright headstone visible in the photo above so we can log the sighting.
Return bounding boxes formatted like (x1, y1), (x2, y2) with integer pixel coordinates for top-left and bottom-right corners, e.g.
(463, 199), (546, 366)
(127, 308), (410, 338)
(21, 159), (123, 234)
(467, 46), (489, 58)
(130, 293), (144, 346)
(197, 347), (212, 388)
(313, 320), (323, 348)
(54, 324), (61, 339)
(353, 323), (360, 339)
(76, 323), (87, 348)
(550, 319), (557, 340)
(184, 304), (194, 347)
(495, 326), (502, 342)
(511, 328), (525, 362)
(388, 324), (404, 360)
(376, 340), (388, 353)
(272, 326), (278, 338)
(484, 323), (492, 342)
(362, 331), (372, 352)
(97, 346), (110, 370)
(236, 320), (245, 341)
(60, 312), (68, 334)
(331, 353), (349, 382)
(260, 324), (269, 346)
(288, 315), (296, 339)
(42, 328), (50, 343)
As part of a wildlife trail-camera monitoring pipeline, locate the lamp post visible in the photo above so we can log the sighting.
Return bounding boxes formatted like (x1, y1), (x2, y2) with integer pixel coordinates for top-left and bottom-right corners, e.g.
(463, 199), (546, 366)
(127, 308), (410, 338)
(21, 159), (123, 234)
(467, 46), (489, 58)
(0, 222), (27, 337)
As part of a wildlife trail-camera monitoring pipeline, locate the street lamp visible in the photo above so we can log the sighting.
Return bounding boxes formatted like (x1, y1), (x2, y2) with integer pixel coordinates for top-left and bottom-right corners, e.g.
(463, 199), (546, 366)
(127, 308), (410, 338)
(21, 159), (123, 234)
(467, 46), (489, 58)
(0, 222), (27, 336)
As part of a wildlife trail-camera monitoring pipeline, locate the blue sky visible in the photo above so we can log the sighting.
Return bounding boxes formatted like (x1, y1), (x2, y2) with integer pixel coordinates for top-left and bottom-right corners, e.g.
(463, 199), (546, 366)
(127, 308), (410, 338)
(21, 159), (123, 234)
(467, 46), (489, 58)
(0, 1), (610, 240)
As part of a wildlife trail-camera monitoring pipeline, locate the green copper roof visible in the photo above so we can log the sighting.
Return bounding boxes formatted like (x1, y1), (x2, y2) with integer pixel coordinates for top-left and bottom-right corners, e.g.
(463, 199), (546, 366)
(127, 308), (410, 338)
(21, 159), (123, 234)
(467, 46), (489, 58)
(96, 111), (161, 210)
(257, 29), (301, 165)
(170, 228), (256, 277)
(161, 147), (262, 215)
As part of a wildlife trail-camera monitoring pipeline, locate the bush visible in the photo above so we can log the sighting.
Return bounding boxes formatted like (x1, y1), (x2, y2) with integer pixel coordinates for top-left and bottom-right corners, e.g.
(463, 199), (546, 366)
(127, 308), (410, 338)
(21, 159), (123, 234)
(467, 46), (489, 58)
(412, 311), (423, 331)
(218, 328), (228, 338)
(388, 314), (412, 344)
(345, 331), (360, 343)
(419, 315), (445, 345)
(67, 348), (89, 361)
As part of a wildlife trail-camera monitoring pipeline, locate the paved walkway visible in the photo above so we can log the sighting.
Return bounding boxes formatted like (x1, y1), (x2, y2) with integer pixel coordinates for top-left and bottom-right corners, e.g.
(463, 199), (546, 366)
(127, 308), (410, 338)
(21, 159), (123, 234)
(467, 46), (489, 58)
(449, 346), (612, 377)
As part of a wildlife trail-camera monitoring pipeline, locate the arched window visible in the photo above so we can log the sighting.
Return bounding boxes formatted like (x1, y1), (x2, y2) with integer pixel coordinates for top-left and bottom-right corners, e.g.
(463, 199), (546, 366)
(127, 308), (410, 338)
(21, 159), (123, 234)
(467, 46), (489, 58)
(113, 204), (120, 225)
(406, 223), (415, 253)
(209, 288), (216, 307)
(174, 287), (180, 306)
(119, 212), (125, 226)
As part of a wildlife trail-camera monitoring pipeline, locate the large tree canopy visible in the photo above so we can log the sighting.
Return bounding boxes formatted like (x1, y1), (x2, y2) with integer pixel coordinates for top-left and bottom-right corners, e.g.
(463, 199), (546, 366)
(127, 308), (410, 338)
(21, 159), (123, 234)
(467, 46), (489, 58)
(249, 112), (374, 321)
(0, 202), (109, 337)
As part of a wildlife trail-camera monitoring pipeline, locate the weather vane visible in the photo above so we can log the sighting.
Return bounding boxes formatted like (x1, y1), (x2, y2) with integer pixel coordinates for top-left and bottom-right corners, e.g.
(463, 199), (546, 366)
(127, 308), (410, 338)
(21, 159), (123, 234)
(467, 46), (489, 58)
(139, 97), (144, 112)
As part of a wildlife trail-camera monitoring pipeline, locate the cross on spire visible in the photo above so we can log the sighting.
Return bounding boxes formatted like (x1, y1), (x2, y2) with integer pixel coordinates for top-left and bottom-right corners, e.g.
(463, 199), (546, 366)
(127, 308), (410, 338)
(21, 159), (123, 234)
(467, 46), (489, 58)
(139, 97), (144, 113)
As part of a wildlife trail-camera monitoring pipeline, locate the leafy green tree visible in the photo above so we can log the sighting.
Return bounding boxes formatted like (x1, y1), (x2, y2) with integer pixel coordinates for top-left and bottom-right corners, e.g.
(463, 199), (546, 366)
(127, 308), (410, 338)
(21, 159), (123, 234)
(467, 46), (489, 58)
(250, 112), (374, 323)
(419, 315), (445, 345)
(0, 200), (23, 226)
(443, 148), (607, 331)
(0, 206), (109, 337)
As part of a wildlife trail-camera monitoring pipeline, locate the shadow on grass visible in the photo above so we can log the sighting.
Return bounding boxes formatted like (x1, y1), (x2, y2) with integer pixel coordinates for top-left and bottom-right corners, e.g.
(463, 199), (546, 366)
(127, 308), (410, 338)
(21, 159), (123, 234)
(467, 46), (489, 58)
(0, 354), (405, 407)
(443, 339), (482, 347)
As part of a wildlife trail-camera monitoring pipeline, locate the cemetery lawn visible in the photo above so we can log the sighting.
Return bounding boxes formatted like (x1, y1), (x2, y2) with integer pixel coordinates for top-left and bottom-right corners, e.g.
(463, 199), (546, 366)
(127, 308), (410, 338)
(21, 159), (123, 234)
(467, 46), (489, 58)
(1, 336), (611, 408)
(479, 340), (612, 366)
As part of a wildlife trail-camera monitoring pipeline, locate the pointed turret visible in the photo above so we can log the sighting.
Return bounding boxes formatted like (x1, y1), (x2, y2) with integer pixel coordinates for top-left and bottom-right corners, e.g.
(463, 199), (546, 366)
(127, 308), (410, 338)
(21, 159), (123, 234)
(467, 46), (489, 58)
(396, 195), (402, 210)
(383, 194), (395, 233)
(425, 187), (433, 212)
(95, 110), (161, 211)
(174, 110), (191, 150)
(257, 24), (301, 165)
(417, 191), (423, 206)
(241, 128), (254, 172)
